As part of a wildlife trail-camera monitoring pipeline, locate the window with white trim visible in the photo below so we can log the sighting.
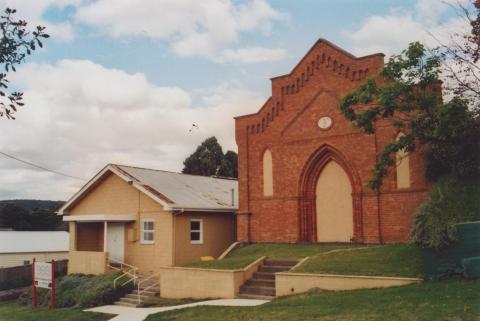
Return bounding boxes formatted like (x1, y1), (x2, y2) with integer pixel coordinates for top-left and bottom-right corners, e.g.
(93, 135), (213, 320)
(190, 219), (203, 244)
(141, 219), (155, 244)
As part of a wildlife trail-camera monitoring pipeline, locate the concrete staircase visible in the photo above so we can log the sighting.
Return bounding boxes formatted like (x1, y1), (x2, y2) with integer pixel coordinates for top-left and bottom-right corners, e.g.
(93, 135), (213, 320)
(237, 258), (298, 300)
(114, 276), (160, 307)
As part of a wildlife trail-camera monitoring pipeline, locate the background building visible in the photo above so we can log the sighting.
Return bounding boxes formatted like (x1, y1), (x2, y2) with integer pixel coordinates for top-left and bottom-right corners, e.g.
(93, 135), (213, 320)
(0, 231), (69, 268)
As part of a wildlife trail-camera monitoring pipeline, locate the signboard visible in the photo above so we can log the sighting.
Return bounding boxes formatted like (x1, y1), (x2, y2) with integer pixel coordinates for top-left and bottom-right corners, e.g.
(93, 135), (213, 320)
(34, 262), (52, 289)
(32, 259), (55, 309)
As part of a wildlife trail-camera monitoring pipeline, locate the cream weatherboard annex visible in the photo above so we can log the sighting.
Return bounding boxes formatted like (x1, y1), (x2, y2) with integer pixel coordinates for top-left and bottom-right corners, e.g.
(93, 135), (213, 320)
(57, 164), (238, 275)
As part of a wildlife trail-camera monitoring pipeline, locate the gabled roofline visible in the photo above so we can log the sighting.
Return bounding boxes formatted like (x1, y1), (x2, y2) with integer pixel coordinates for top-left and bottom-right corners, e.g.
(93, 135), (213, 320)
(270, 38), (385, 80)
(233, 38), (385, 121)
(234, 96), (272, 120)
(109, 163), (238, 181)
(57, 164), (175, 215)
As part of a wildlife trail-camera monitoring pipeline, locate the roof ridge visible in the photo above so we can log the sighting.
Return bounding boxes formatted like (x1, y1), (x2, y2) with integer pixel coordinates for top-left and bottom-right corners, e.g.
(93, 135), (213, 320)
(111, 163), (237, 181)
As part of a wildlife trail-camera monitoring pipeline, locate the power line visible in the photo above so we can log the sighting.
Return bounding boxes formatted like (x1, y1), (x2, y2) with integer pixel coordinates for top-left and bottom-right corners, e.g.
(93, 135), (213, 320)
(0, 151), (87, 181)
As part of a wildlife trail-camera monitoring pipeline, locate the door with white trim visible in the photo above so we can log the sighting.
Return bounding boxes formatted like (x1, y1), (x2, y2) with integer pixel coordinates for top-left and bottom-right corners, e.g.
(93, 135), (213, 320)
(107, 223), (125, 262)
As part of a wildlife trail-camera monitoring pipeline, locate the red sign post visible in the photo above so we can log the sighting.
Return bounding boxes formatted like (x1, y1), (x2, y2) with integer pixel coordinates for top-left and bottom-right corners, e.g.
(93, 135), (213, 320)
(50, 259), (55, 309)
(31, 258), (36, 308)
(32, 259), (55, 309)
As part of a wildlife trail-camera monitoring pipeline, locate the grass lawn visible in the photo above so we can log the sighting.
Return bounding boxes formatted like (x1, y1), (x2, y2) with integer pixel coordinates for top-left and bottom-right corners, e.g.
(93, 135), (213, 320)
(0, 302), (112, 321)
(182, 243), (356, 269)
(294, 243), (423, 277)
(140, 297), (201, 307)
(145, 279), (480, 321)
(182, 243), (422, 278)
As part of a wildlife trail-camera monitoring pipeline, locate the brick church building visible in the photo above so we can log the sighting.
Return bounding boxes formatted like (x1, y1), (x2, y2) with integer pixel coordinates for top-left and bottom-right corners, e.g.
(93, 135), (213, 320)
(234, 39), (429, 244)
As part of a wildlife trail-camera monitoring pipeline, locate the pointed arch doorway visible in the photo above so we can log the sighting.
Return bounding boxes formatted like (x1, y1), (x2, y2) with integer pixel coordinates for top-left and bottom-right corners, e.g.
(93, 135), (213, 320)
(298, 145), (362, 242)
(315, 161), (353, 242)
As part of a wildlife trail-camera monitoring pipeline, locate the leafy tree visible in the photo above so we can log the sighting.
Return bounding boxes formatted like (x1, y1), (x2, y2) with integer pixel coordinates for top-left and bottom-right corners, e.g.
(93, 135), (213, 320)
(410, 176), (480, 250)
(339, 2), (479, 190)
(0, 8), (49, 119)
(182, 136), (238, 178)
(339, 42), (479, 190)
(433, 1), (479, 104)
(182, 137), (224, 176)
(339, 4), (480, 250)
(28, 208), (64, 231)
(0, 203), (30, 230)
(219, 150), (238, 178)
(0, 202), (64, 230)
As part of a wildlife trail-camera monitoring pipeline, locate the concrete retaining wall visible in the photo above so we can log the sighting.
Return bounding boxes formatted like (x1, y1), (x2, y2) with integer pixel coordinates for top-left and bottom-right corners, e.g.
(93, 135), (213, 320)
(275, 272), (422, 296)
(159, 257), (265, 299)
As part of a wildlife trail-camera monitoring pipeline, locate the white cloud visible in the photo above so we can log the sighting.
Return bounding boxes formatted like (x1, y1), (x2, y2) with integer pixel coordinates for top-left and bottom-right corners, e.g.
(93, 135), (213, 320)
(74, 0), (287, 59)
(0, 0), (80, 42)
(0, 0), (288, 62)
(343, 0), (473, 57)
(1, 60), (263, 200)
(219, 47), (287, 63)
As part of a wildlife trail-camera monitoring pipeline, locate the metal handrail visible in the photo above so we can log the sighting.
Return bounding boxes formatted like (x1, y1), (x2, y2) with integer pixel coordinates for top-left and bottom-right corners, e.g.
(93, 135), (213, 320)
(113, 267), (138, 288)
(109, 257), (139, 289)
(136, 271), (161, 305)
(108, 257), (138, 272)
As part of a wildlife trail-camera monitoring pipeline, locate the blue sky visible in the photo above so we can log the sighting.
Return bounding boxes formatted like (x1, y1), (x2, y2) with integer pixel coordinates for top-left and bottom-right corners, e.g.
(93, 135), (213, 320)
(26, 0), (436, 93)
(0, 0), (469, 200)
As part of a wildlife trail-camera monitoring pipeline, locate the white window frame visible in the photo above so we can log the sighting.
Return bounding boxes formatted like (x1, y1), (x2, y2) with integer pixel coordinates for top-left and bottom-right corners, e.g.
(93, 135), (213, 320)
(190, 219), (203, 245)
(141, 219), (155, 244)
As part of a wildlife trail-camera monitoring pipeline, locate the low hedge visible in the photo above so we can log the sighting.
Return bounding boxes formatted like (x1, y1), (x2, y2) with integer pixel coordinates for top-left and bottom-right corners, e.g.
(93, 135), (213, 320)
(19, 272), (133, 308)
(410, 176), (480, 250)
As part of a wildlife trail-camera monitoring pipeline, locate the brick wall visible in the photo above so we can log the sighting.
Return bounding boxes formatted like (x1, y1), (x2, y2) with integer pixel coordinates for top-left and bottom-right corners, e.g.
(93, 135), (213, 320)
(234, 39), (430, 244)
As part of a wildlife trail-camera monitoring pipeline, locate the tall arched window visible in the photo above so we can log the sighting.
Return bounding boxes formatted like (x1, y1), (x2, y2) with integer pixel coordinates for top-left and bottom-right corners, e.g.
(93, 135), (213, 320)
(263, 149), (273, 196)
(396, 133), (411, 189)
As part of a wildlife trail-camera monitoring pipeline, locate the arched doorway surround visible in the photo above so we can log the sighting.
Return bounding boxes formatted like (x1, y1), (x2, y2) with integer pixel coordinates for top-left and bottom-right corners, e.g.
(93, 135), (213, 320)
(298, 144), (363, 242)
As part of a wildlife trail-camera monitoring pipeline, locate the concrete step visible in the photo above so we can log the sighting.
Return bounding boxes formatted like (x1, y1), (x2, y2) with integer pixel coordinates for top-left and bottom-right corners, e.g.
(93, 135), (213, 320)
(237, 293), (275, 300)
(125, 293), (156, 301)
(131, 290), (159, 297)
(239, 285), (275, 297)
(264, 259), (299, 267)
(119, 297), (142, 305)
(258, 265), (291, 273)
(246, 279), (275, 287)
(114, 301), (139, 307)
(253, 272), (275, 280)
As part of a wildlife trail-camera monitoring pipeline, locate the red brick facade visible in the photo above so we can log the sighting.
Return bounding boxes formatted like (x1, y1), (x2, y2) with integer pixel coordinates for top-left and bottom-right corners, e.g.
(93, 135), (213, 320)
(234, 39), (429, 244)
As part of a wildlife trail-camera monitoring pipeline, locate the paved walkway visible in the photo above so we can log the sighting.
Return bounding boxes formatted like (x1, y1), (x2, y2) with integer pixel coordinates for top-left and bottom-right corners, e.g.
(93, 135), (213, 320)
(86, 298), (270, 321)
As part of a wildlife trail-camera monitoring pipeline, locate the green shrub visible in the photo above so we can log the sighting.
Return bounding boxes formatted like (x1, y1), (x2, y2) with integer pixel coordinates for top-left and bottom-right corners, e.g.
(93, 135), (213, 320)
(17, 287), (49, 306)
(411, 176), (480, 249)
(76, 273), (133, 308)
(18, 272), (133, 308)
(54, 274), (90, 307)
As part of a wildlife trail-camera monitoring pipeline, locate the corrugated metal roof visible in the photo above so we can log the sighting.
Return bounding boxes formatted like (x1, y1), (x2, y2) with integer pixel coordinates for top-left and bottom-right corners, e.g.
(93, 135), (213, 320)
(0, 231), (69, 253)
(113, 165), (238, 211)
